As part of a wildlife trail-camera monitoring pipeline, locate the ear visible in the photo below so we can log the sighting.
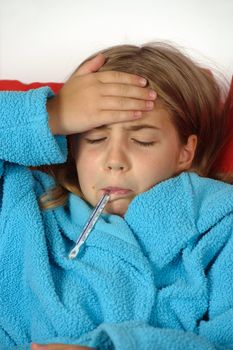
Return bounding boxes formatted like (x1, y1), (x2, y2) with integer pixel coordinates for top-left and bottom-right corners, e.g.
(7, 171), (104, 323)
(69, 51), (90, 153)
(177, 134), (197, 172)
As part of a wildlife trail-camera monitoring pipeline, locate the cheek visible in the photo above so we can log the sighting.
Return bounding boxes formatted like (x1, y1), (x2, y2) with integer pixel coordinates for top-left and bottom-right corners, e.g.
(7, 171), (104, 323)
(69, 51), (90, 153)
(76, 149), (99, 183)
(134, 150), (174, 189)
(133, 155), (158, 187)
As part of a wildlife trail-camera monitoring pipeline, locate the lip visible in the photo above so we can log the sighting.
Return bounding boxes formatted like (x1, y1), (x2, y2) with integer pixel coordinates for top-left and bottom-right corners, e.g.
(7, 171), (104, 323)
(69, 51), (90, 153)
(101, 186), (132, 196)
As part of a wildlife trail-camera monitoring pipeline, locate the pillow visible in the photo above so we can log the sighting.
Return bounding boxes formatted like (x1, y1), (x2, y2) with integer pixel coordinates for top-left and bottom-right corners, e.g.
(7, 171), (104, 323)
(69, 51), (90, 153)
(0, 79), (233, 173)
(0, 80), (63, 94)
(214, 77), (233, 173)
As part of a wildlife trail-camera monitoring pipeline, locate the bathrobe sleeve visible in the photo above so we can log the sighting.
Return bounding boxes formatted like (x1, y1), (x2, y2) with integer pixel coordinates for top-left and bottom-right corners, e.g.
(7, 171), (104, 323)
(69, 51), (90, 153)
(24, 318), (233, 350)
(0, 87), (67, 172)
(0, 88), (68, 350)
(80, 319), (233, 350)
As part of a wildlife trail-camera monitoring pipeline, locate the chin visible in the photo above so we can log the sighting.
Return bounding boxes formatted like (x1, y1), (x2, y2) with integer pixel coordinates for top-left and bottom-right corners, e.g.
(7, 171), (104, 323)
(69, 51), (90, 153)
(105, 200), (130, 217)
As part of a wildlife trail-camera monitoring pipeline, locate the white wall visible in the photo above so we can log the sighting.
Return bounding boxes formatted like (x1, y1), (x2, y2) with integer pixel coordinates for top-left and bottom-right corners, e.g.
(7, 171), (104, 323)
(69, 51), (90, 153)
(0, 0), (232, 82)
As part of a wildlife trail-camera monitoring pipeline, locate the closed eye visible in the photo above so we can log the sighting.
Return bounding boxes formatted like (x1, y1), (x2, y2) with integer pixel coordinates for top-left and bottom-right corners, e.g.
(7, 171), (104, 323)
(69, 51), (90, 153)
(85, 137), (107, 144)
(132, 139), (155, 147)
(84, 137), (155, 147)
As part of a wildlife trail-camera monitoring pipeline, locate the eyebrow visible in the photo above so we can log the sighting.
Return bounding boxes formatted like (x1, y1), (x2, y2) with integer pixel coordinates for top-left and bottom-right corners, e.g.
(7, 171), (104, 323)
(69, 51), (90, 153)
(94, 124), (161, 131)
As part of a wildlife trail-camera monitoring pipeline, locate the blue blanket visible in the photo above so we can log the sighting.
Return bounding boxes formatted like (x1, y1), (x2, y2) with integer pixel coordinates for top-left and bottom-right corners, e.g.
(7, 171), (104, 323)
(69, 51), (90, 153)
(1, 88), (233, 350)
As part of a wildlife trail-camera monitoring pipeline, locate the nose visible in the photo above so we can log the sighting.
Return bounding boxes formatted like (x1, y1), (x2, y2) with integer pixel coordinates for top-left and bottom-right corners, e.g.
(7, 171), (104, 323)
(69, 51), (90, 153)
(103, 143), (130, 172)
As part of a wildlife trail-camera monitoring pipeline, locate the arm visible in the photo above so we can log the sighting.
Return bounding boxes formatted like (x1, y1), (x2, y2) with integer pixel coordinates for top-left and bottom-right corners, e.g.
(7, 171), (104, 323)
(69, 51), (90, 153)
(0, 88), (68, 168)
(0, 53), (155, 169)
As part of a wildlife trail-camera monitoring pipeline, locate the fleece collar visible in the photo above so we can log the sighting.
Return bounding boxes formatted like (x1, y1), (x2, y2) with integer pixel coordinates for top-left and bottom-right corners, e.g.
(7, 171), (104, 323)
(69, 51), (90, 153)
(125, 172), (233, 268)
(52, 172), (233, 269)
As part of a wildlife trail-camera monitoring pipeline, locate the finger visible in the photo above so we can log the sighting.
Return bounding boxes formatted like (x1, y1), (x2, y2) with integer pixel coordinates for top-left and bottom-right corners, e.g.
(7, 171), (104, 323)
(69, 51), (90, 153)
(75, 54), (106, 76)
(101, 83), (157, 101)
(31, 344), (93, 350)
(96, 70), (147, 87)
(31, 344), (66, 349)
(99, 96), (154, 111)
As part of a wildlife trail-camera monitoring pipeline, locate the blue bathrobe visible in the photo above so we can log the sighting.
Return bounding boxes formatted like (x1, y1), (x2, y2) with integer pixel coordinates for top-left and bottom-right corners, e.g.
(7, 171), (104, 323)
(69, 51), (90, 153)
(1, 87), (233, 350)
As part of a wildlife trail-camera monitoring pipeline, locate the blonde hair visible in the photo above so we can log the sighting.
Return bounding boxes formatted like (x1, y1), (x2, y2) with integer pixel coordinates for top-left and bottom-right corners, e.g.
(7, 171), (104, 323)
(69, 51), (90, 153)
(31, 42), (232, 211)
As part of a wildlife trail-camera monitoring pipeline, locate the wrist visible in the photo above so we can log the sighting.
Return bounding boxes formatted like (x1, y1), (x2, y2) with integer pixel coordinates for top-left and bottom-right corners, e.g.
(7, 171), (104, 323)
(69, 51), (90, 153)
(47, 96), (61, 135)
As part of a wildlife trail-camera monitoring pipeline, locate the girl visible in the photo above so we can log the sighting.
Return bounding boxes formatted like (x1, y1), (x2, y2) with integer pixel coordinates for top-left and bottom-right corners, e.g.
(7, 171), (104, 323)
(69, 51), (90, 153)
(1, 42), (233, 350)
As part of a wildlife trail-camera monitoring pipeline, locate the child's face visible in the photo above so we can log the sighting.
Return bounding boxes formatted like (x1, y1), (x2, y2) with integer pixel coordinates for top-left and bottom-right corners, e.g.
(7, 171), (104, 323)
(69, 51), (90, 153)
(72, 105), (194, 216)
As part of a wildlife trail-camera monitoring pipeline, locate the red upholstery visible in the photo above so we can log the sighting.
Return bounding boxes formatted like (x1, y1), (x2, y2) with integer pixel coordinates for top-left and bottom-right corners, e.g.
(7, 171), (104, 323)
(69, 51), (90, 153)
(0, 80), (63, 94)
(0, 79), (233, 173)
(214, 77), (233, 172)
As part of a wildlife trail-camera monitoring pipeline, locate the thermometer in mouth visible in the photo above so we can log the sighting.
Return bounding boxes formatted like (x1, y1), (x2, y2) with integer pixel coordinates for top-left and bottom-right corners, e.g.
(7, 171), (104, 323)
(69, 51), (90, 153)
(68, 191), (110, 259)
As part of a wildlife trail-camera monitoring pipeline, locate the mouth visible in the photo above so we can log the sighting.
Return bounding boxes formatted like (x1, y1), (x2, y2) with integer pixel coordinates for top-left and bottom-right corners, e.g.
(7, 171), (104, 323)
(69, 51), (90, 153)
(101, 186), (133, 196)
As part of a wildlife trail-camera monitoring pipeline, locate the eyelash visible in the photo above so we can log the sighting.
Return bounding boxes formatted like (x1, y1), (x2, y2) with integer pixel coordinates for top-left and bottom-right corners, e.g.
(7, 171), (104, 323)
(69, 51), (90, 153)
(85, 138), (155, 147)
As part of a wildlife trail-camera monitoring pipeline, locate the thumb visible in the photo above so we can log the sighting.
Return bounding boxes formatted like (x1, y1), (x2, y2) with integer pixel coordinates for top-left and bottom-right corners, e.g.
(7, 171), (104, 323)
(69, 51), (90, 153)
(76, 53), (106, 76)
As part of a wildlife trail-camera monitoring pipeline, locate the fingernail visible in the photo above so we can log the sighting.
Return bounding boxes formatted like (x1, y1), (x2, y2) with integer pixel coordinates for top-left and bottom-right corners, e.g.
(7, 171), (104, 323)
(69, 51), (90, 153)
(139, 78), (147, 86)
(31, 344), (42, 349)
(149, 90), (157, 99)
(134, 111), (142, 118)
(146, 101), (154, 109)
